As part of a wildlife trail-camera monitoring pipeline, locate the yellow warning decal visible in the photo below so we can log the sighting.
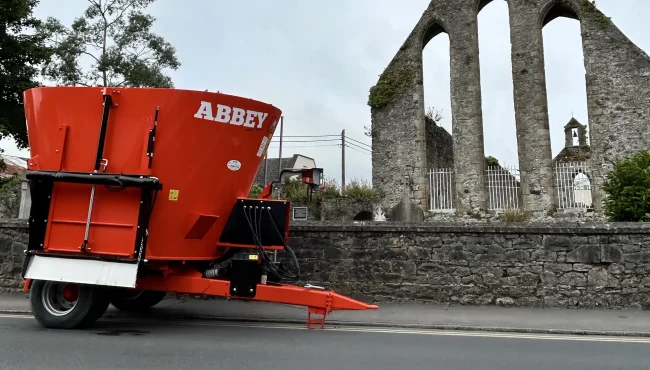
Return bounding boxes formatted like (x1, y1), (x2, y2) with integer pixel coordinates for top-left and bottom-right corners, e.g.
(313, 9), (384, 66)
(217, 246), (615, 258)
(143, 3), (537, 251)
(249, 254), (258, 260)
(168, 189), (179, 201)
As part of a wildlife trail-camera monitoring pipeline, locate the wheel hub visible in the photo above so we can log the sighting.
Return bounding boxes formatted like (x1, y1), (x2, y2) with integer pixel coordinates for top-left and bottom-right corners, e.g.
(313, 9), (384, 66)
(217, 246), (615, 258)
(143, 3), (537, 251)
(62, 284), (79, 302)
(42, 281), (80, 316)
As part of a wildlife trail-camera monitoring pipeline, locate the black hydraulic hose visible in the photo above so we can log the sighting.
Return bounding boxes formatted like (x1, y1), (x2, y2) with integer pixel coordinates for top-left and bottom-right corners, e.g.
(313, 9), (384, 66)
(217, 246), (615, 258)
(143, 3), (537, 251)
(242, 206), (297, 282)
(266, 208), (300, 277)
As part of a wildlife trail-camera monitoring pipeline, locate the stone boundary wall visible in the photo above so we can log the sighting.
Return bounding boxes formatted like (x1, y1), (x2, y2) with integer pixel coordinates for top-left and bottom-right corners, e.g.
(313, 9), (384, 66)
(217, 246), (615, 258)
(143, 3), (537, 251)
(320, 197), (377, 221)
(289, 222), (650, 309)
(0, 220), (28, 292)
(3, 220), (650, 310)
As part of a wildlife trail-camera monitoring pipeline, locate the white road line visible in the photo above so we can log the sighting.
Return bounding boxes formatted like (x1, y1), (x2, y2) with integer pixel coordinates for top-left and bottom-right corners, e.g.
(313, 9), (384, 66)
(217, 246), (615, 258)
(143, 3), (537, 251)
(3, 314), (650, 344)
(0, 314), (32, 319)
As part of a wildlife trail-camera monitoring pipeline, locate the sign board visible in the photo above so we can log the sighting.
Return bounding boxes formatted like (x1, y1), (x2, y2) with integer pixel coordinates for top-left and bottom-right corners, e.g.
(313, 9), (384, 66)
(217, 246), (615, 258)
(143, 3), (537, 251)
(292, 207), (308, 220)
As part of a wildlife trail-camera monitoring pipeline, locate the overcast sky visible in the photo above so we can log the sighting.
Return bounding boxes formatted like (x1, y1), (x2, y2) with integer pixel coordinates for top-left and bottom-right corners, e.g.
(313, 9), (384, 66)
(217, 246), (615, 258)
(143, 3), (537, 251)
(3, 0), (649, 186)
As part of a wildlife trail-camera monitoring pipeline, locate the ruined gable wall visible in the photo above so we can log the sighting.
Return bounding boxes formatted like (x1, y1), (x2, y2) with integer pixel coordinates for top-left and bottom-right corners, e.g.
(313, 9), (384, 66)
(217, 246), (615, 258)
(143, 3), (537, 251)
(576, 0), (650, 212)
(370, 0), (487, 216)
(370, 0), (650, 218)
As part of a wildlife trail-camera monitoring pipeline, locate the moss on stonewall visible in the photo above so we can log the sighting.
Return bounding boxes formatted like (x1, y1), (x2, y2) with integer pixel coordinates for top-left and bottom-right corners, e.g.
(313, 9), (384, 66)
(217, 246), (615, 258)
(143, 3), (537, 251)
(580, 0), (611, 29)
(368, 63), (417, 110)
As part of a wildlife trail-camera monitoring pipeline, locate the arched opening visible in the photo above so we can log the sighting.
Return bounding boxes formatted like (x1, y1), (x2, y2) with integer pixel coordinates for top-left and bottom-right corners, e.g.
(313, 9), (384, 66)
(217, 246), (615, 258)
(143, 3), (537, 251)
(573, 172), (592, 208)
(541, 2), (589, 160)
(422, 23), (452, 138)
(477, 0), (493, 13)
(542, 1), (579, 27)
(422, 23), (454, 211)
(478, 0), (520, 211)
(353, 210), (374, 221)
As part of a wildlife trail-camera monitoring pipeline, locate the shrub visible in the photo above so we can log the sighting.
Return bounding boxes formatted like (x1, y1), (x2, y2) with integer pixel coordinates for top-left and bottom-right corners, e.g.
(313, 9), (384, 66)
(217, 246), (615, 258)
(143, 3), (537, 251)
(248, 184), (263, 199)
(602, 150), (650, 222)
(321, 178), (341, 198)
(486, 156), (500, 168)
(342, 178), (380, 200)
(274, 177), (381, 204)
(278, 178), (310, 203)
(500, 208), (532, 223)
(0, 175), (21, 195)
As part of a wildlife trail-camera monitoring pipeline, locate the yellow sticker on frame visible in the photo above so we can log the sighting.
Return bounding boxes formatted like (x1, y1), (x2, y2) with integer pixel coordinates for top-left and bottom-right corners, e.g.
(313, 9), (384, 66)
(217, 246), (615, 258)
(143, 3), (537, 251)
(169, 189), (179, 201)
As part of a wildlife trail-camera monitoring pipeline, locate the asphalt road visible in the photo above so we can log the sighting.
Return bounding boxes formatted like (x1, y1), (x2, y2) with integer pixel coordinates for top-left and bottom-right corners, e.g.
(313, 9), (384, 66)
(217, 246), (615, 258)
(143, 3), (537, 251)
(1, 314), (649, 370)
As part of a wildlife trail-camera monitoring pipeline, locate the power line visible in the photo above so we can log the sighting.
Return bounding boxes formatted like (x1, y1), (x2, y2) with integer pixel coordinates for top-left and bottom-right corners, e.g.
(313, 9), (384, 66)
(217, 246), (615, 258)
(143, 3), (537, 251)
(345, 141), (372, 153)
(345, 144), (371, 155)
(345, 136), (371, 149)
(268, 143), (371, 153)
(270, 138), (340, 143)
(267, 144), (340, 149)
(269, 132), (369, 146)
(280, 135), (340, 138)
(266, 130), (373, 168)
(346, 140), (371, 151)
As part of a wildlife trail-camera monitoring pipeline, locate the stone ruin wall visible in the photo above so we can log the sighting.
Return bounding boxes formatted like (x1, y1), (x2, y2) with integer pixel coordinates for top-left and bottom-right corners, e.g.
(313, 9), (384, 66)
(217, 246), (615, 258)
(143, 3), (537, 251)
(369, 0), (650, 219)
(426, 117), (454, 170)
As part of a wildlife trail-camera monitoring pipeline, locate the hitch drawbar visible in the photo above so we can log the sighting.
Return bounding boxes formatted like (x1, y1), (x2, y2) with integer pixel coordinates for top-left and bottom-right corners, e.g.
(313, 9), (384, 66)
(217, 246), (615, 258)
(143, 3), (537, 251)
(135, 268), (378, 329)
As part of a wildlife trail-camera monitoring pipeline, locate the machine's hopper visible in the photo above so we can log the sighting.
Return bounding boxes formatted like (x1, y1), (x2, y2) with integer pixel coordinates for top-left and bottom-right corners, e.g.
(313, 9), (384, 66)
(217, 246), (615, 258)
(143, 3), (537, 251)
(23, 86), (281, 261)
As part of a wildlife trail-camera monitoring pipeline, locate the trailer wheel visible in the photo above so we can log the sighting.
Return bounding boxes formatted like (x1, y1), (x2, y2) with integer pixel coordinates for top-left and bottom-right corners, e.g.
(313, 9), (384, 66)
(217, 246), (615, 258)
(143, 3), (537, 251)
(110, 289), (167, 312)
(29, 280), (111, 329)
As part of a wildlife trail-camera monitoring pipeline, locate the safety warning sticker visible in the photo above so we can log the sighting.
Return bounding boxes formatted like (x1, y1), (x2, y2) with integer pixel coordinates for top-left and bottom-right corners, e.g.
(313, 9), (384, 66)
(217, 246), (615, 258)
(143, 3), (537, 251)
(257, 136), (270, 157)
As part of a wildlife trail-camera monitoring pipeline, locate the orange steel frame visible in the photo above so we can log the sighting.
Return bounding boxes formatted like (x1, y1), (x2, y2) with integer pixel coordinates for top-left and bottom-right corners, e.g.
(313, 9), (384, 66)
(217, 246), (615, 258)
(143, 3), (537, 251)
(24, 263), (378, 329)
(137, 268), (378, 329)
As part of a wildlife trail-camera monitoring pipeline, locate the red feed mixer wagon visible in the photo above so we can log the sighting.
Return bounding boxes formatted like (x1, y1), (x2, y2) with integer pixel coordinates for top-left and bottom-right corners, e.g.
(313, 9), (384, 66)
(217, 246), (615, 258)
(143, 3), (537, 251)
(19, 86), (377, 329)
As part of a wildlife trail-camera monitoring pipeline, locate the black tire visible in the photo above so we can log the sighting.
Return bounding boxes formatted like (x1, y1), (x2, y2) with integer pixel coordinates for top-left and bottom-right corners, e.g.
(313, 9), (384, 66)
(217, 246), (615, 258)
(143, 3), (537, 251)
(29, 280), (111, 329)
(109, 289), (166, 312)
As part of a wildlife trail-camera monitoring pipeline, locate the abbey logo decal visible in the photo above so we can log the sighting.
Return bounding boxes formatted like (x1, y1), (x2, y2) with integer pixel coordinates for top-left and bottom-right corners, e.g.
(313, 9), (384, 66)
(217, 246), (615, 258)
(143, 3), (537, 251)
(194, 101), (269, 129)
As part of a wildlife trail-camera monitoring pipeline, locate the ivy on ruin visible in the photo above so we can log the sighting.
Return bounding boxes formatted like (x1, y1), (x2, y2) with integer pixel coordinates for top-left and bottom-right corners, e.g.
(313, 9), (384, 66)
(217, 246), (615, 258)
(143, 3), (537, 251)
(367, 62), (417, 110)
(579, 0), (611, 29)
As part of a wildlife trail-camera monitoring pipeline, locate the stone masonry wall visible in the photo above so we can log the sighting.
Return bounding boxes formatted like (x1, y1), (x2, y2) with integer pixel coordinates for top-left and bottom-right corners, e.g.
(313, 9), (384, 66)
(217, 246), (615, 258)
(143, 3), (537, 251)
(425, 117), (454, 170)
(320, 198), (377, 221)
(289, 222), (650, 309)
(0, 220), (28, 292)
(4, 220), (650, 311)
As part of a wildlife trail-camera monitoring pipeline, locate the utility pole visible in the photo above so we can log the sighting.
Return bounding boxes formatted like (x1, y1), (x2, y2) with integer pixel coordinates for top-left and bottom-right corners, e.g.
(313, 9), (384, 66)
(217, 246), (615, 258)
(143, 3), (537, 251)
(341, 129), (346, 192)
(278, 116), (284, 179)
(263, 153), (268, 185)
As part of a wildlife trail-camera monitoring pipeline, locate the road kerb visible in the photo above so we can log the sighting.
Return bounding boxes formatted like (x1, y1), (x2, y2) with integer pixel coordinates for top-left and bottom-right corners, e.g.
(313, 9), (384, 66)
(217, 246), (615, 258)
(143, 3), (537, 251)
(4, 309), (650, 338)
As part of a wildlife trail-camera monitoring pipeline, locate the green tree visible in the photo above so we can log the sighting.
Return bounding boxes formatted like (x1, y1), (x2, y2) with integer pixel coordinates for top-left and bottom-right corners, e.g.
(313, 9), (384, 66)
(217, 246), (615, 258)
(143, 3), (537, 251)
(602, 150), (650, 222)
(0, 0), (52, 149)
(38, 0), (180, 87)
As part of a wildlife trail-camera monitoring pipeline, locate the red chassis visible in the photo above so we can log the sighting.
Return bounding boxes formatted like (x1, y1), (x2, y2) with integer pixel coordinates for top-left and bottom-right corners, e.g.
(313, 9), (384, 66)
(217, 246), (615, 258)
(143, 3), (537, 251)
(24, 264), (377, 329)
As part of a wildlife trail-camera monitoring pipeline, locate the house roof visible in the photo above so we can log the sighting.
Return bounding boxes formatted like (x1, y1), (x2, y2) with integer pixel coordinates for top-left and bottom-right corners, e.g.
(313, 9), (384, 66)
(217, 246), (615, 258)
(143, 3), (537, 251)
(254, 157), (292, 186)
(253, 154), (317, 186)
(0, 154), (28, 178)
